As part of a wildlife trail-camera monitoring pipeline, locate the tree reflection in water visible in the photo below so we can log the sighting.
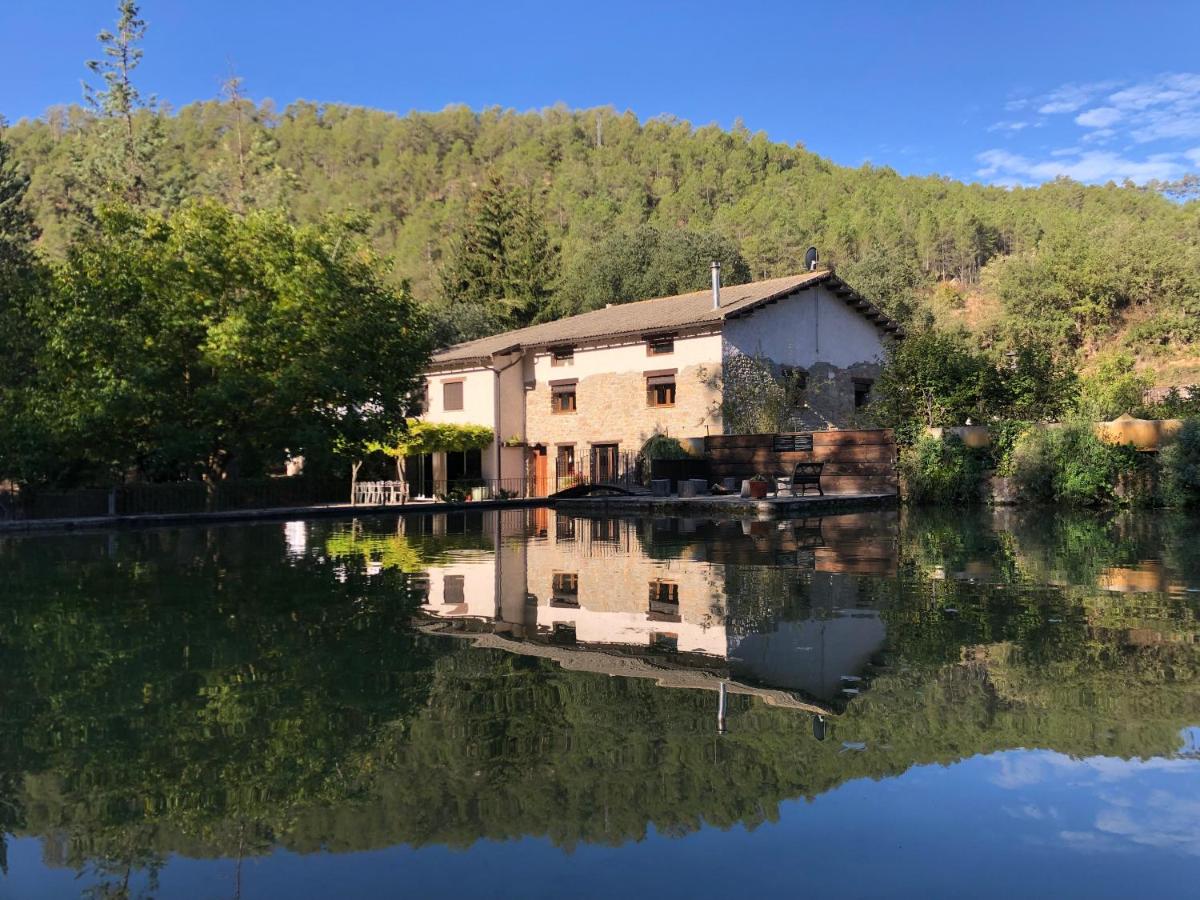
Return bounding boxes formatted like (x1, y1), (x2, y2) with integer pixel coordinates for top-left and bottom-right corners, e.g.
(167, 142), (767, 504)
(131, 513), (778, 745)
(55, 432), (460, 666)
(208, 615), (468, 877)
(0, 506), (1197, 891)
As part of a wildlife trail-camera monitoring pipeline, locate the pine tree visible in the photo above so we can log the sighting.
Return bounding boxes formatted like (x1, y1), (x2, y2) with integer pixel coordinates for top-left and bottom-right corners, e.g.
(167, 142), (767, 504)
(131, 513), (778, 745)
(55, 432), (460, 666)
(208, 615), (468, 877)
(206, 75), (294, 212)
(72, 0), (162, 211)
(438, 173), (558, 336)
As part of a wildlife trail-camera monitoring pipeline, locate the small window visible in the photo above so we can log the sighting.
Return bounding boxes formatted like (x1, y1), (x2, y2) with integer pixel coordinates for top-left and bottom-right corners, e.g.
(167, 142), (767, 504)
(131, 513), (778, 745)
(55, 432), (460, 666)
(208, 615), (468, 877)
(854, 378), (873, 409)
(648, 580), (680, 622)
(551, 383), (577, 414)
(591, 518), (620, 542)
(552, 572), (579, 607)
(442, 380), (464, 411)
(551, 346), (574, 366)
(550, 623), (578, 645)
(650, 632), (679, 653)
(646, 374), (676, 408)
(646, 335), (675, 356)
(443, 574), (465, 605)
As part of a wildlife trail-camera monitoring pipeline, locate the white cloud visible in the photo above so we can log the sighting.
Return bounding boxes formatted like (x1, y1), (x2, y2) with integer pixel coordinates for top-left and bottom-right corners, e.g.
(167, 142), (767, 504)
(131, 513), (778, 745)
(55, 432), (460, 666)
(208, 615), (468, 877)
(1186, 147), (1200, 165)
(1109, 73), (1200, 110)
(1037, 81), (1120, 115)
(987, 120), (1030, 133)
(977, 148), (1187, 185)
(986, 751), (1200, 858)
(1075, 106), (1122, 128)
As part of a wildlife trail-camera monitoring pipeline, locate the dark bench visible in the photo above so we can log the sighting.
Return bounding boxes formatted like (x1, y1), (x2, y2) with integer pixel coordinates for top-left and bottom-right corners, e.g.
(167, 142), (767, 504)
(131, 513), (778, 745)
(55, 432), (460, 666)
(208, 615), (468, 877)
(783, 461), (824, 497)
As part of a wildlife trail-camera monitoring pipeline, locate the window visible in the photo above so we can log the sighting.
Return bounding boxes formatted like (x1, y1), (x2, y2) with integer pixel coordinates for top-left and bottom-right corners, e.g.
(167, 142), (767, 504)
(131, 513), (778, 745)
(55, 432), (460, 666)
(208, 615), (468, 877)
(650, 632), (679, 653)
(442, 380), (464, 411)
(648, 580), (680, 622)
(646, 373), (676, 408)
(443, 574), (465, 605)
(556, 445), (575, 474)
(551, 381), (577, 414)
(550, 623), (578, 645)
(591, 517), (620, 542)
(854, 378), (873, 409)
(551, 346), (574, 366)
(646, 334), (675, 356)
(552, 572), (579, 607)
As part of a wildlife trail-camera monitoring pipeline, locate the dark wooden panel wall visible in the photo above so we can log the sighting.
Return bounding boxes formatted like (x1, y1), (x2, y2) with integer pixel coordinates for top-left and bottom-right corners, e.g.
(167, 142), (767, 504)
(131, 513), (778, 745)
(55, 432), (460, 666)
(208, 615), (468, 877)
(704, 430), (897, 495)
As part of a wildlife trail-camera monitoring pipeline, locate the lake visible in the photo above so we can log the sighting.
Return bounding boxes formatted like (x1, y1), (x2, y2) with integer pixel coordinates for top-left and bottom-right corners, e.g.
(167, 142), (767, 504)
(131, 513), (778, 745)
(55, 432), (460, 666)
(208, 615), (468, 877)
(2, 507), (1199, 898)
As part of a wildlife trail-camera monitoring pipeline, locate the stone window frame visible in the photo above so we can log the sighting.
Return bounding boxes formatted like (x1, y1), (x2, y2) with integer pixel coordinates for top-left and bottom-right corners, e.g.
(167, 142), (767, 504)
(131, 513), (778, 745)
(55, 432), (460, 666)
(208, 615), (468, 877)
(441, 379), (464, 411)
(645, 368), (677, 408)
(550, 378), (578, 414)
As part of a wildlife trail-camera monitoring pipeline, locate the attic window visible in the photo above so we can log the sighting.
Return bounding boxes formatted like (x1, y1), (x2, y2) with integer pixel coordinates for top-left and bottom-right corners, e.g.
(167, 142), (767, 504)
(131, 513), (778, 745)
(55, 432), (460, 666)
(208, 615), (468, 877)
(646, 334), (675, 356)
(551, 346), (574, 366)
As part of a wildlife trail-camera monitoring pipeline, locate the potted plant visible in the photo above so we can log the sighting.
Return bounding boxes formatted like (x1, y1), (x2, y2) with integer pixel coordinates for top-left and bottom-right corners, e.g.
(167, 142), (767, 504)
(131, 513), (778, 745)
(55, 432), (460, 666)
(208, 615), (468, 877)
(747, 473), (770, 499)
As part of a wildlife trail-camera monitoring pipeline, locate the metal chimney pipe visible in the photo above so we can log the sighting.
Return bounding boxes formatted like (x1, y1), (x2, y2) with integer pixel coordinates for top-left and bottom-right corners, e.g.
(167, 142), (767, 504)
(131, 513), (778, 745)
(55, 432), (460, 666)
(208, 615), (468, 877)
(711, 260), (721, 310)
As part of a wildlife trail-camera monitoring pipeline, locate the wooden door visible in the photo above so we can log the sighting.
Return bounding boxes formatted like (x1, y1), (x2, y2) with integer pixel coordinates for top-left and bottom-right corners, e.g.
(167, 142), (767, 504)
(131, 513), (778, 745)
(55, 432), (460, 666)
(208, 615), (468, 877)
(532, 447), (548, 497)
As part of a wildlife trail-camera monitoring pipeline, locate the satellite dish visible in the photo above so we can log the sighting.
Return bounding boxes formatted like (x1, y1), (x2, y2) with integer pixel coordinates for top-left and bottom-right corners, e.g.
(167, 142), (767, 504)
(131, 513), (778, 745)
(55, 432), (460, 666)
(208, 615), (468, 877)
(804, 246), (819, 271)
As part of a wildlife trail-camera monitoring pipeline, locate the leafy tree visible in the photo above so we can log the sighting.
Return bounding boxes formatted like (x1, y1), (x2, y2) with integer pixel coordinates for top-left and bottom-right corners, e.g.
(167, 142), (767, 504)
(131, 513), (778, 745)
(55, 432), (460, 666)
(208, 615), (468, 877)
(5, 201), (431, 486)
(0, 127), (48, 484)
(870, 329), (995, 428)
(993, 342), (1079, 421)
(554, 224), (750, 316)
(1076, 352), (1153, 420)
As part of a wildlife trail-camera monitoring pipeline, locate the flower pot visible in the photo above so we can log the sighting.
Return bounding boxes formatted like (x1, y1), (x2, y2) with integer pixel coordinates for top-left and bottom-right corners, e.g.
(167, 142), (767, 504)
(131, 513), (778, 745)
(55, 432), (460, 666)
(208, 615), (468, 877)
(748, 480), (768, 499)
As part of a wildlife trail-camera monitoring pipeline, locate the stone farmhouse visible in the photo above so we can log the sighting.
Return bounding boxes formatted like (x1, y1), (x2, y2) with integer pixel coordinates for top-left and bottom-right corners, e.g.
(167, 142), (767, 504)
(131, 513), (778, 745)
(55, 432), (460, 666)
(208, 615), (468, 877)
(413, 265), (903, 497)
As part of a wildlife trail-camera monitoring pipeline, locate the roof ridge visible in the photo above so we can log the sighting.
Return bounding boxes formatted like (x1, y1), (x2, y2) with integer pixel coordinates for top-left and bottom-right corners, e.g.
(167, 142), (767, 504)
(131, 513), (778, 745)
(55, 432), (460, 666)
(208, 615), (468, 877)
(428, 268), (897, 366)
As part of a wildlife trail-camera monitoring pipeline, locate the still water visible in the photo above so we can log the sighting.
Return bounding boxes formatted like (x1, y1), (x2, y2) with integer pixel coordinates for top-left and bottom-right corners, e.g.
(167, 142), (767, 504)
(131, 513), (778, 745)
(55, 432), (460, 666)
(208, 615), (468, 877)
(2, 507), (1200, 898)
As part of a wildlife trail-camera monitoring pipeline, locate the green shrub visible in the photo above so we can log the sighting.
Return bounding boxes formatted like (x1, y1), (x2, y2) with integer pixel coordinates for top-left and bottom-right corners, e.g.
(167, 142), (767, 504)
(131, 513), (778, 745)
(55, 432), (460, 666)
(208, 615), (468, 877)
(1008, 422), (1140, 506)
(900, 434), (987, 505)
(1160, 418), (1200, 508)
(640, 434), (691, 460)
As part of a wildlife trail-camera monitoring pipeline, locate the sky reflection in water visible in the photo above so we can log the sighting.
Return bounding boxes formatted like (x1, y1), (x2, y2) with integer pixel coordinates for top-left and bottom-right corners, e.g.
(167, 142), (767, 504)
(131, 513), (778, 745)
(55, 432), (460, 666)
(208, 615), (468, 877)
(1, 506), (1198, 898)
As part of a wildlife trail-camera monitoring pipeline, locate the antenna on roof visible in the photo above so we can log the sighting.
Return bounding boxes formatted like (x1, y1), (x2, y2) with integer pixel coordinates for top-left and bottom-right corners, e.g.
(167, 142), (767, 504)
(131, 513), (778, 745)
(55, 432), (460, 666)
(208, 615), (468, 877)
(805, 246), (819, 272)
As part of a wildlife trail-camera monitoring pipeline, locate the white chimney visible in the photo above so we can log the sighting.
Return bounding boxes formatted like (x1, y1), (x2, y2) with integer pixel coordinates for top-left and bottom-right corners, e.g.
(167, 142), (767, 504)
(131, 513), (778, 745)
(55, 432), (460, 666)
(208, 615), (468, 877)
(711, 260), (721, 310)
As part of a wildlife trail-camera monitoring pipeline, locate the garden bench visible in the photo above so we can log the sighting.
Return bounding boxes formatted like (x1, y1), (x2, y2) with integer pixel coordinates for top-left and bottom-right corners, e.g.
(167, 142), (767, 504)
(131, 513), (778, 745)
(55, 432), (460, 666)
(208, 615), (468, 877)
(778, 462), (824, 497)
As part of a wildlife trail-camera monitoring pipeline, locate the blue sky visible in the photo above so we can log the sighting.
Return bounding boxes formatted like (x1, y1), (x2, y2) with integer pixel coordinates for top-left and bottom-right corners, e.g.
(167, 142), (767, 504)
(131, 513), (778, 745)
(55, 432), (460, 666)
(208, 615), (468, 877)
(4, 0), (1200, 186)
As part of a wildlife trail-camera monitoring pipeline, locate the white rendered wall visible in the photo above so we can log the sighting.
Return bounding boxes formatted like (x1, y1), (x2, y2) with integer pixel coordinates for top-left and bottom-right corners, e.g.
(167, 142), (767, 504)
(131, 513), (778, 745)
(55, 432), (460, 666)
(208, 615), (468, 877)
(722, 284), (887, 368)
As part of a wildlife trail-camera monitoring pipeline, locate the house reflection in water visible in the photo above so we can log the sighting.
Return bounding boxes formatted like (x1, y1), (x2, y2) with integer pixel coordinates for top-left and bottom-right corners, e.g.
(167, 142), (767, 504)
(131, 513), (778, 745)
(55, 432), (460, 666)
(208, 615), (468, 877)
(413, 509), (899, 715)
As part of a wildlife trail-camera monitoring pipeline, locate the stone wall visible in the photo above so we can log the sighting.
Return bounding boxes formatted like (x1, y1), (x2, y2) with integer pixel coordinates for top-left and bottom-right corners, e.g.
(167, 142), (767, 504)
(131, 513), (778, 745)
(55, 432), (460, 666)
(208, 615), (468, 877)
(719, 349), (880, 432)
(525, 363), (722, 458)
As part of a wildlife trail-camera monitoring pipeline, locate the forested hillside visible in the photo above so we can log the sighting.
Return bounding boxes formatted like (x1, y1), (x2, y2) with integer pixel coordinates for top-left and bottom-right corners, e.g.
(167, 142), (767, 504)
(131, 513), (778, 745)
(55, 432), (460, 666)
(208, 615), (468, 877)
(7, 98), (1200, 383)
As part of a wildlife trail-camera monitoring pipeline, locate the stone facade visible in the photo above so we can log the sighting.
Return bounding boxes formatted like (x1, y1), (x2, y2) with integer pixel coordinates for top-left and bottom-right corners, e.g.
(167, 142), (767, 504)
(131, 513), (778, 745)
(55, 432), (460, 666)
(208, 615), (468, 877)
(524, 362), (722, 460)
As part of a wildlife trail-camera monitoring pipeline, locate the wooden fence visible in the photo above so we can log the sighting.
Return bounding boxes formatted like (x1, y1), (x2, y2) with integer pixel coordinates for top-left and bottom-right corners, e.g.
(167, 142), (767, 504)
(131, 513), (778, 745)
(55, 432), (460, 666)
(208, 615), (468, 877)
(704, 429), (897, 496)
(0, 476), (350, 522)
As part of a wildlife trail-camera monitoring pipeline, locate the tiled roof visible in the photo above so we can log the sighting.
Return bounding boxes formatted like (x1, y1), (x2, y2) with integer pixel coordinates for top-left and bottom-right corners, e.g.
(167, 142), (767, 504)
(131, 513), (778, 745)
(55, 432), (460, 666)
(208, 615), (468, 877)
(429, 268), (902, 368)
